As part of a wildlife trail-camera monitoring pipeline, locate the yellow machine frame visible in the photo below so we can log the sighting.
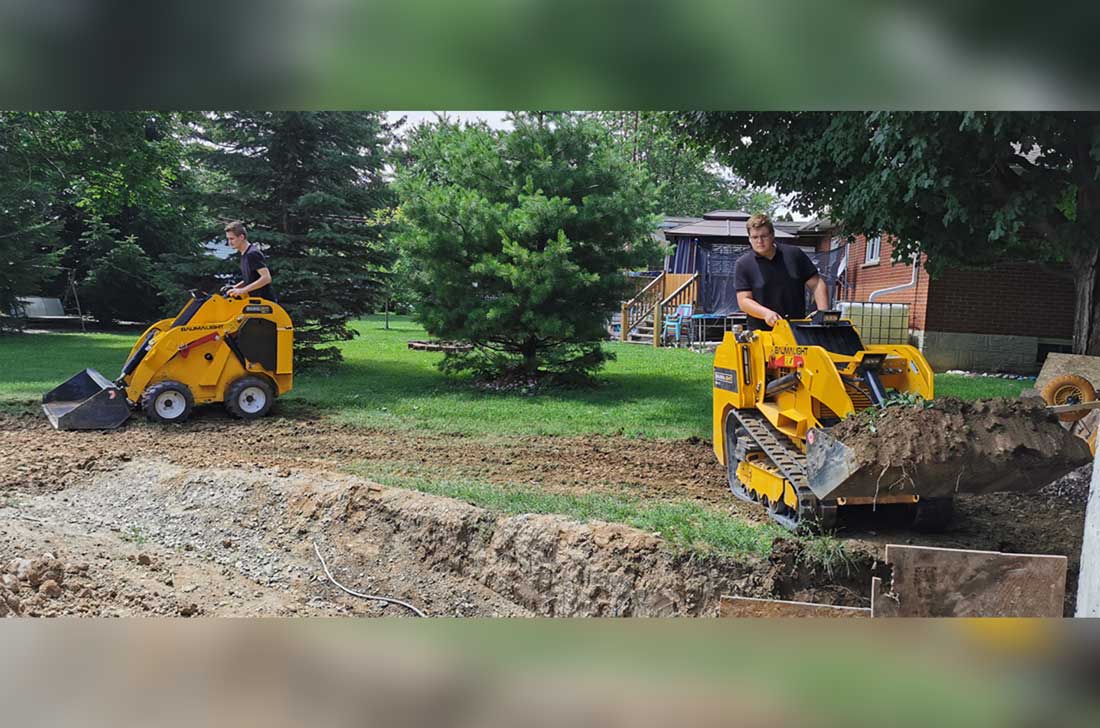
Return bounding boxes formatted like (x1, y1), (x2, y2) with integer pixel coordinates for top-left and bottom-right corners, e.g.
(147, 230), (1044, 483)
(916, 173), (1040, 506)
(120, 293), (294, 408)
(712, 316), (935, 528)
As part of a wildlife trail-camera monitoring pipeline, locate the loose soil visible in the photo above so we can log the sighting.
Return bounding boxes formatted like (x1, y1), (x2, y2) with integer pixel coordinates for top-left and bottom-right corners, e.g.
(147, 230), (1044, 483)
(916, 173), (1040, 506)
(825, 397), (1092, 498)
(0, 406), (1092, 616)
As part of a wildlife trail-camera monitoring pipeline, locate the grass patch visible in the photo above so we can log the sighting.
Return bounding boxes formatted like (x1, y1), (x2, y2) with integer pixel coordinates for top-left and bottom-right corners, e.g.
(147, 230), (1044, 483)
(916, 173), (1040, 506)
(934, 373), (1031, 400)
(1, 319), (1033, 440)
(799, 534), (856, 579)
(348, 461), (847, 560)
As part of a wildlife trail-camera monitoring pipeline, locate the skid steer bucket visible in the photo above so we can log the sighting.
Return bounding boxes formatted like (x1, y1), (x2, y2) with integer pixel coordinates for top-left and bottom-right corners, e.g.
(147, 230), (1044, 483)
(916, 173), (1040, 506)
(42, 368), (131, 430)
(805, 425), (1091, 502)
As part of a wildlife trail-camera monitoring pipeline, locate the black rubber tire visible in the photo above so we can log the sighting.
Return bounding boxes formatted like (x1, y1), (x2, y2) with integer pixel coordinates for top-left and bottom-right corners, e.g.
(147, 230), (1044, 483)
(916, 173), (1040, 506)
(225, 376), (275, 420)
(910, 497), (955, 532)
(141, 380), (194, 424)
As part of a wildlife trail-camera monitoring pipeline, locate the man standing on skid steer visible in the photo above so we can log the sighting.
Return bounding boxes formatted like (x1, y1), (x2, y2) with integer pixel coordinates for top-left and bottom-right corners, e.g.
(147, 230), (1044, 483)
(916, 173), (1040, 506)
(734, 213), (829, 330)
(224, 221), (277, 301)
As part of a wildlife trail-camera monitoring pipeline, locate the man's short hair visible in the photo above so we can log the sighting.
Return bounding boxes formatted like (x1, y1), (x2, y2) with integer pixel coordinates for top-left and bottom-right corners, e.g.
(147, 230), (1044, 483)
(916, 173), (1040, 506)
(224, 221), (247, 238)
(746, 214), (774, 236)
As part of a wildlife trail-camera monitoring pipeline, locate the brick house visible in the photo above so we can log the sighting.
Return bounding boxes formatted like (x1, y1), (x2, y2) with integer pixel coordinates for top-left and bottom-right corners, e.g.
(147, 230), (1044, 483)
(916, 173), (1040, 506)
(838, 233), (1075, 374)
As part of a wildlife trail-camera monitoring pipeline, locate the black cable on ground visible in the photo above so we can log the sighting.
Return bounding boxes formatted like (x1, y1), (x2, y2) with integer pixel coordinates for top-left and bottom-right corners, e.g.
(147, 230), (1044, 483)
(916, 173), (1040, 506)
(312, 542), (427, 617)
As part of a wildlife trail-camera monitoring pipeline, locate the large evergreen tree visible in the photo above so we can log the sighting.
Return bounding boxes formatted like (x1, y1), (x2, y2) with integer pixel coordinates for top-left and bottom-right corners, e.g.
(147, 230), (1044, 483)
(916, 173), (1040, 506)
(677, 112), (1100, 354)
(199, 112), (394, 366)
(394, 113), (660, 385)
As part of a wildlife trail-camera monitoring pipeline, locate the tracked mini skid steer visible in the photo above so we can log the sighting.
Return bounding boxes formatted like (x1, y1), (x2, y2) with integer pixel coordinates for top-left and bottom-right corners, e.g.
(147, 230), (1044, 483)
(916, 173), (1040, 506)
(43, 290), (293, 429)
(713, 311), (1088, 532)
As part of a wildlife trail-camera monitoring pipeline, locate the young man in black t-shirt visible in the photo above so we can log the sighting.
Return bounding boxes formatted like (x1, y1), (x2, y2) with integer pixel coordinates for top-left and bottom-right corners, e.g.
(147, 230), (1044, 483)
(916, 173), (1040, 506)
(734, 213), (829, 331)
(225, 221), (277, 301)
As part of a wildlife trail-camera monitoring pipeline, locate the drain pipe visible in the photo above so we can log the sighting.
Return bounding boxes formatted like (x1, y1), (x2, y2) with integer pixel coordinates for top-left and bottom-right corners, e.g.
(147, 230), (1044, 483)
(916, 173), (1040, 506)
(868, 254), (920, 301)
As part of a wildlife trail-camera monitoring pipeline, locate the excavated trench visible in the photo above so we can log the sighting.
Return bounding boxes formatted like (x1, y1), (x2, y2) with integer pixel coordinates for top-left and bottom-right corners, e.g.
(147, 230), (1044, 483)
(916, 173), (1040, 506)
(1, 460), (875, 617)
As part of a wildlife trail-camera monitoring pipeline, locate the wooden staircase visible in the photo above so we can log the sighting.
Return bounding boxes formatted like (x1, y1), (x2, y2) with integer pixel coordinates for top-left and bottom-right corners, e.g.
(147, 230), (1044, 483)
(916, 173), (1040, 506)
(618, 272), (699, 347)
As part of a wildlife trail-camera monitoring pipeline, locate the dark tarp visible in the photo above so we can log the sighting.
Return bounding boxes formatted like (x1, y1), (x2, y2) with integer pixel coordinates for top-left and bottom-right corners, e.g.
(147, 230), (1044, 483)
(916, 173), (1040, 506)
(668, 239), (699, 274)
(697, 243), (748, 315)
(804, 246), (847, 310)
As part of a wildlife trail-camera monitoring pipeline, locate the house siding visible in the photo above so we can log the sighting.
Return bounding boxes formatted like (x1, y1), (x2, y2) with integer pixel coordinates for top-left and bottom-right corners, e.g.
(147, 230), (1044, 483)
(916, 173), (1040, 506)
(843, 235), (930, 331)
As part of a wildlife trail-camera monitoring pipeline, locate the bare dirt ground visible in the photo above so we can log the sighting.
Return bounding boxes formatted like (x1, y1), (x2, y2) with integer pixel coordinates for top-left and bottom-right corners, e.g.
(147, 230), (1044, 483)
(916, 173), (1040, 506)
(0, 408), (1091, 616)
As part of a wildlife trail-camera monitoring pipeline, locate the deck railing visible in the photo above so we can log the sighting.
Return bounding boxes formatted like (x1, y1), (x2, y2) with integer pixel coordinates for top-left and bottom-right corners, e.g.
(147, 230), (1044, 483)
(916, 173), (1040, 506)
(654, 272), (699, 347)
(620, 272), (665, 341)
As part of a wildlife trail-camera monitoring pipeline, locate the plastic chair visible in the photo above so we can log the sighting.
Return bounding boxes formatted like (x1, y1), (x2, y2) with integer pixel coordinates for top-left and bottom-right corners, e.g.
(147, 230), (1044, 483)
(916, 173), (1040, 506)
(663, 304), (694, 346)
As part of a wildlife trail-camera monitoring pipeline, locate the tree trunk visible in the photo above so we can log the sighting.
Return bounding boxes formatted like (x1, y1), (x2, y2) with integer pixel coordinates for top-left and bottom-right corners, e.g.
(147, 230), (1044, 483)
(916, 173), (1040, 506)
(521, 337), (539, 375)
(385, 299), (390, 330)
(1071, 248), (1100, 354)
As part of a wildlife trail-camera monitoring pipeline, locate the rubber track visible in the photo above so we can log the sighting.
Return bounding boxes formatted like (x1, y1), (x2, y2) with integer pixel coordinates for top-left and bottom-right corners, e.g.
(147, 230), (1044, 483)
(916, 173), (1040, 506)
(729, 409), (826, 530)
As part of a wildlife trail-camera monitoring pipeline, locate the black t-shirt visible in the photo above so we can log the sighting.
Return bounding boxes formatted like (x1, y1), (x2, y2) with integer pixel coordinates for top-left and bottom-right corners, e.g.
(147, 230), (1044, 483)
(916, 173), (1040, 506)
(734, 243), (819, 331)
(240, 243), (276, 301)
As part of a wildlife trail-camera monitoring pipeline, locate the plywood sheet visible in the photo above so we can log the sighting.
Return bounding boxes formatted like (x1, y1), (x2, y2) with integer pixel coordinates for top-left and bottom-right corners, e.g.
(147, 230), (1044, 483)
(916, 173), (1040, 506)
(871, 545), (1066, 618)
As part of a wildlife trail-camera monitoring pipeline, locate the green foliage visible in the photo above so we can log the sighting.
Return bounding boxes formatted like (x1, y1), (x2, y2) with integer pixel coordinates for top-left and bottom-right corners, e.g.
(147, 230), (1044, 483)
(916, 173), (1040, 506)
(77, 216), (164, 323)
(0, 113), (62, 329)
(198, 112), (395, 367)
(52, 112), (209, 318)
(394, 113), (661, 384)
(0, 112), (209, 326)
(585, 111), (779, 219)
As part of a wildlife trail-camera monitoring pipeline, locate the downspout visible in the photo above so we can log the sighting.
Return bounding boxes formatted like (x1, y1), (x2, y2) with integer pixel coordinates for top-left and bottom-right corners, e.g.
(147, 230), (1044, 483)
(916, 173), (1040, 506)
(868, 254), (920, 301)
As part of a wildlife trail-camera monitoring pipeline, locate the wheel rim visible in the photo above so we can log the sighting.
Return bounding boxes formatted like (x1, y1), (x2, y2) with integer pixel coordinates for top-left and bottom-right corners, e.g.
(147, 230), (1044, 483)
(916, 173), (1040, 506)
(238, 385), (267, 414)
(1053, 385), (1083, 406)
(155, 390), (186, 419)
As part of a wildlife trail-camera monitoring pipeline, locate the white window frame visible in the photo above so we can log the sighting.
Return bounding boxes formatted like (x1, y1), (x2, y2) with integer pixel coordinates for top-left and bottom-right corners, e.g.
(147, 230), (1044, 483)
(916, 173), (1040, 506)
(864, 235), (881, 265)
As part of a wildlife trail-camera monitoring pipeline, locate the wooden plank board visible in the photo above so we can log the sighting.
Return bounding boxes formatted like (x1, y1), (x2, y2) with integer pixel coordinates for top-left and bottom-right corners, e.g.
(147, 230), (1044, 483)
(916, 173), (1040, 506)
(406, 341), (472, 353)
(871, 545), (1067, 618)
(719, 595), (870, 618)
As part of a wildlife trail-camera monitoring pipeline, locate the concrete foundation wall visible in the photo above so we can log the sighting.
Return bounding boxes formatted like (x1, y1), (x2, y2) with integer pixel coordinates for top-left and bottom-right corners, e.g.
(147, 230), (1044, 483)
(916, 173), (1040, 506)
(919, 330), (1071, 374)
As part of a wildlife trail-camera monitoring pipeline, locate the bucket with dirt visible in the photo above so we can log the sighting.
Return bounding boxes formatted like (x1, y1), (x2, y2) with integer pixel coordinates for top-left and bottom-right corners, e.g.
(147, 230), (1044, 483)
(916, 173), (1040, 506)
(805, 398), (1092, 502)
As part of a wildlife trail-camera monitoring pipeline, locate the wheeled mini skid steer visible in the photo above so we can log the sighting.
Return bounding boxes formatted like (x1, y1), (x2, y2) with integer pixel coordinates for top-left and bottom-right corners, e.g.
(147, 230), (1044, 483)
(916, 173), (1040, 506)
(713, 311), (1088, 531)
(43, 290), (293, 429)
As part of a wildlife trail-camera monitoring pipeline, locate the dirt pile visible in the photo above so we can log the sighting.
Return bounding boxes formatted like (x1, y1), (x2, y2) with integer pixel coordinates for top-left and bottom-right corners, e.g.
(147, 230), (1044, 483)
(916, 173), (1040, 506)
(815, 397), (1092, 499)
(0, 551), (94, 617)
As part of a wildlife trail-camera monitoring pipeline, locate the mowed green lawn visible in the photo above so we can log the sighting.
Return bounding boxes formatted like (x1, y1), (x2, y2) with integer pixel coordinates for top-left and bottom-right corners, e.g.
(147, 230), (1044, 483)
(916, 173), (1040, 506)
(0, 315), (1031, 439)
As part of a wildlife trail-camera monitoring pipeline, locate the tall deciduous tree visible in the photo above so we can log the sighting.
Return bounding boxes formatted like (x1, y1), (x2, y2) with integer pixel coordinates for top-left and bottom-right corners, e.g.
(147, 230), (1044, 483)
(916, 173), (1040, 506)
(677, 112), (1100, 353)
(51, 112), (207, 323)
(1, 112), (204, 326)
(198, 112), (394, 366)
(0, 112), (62, 329)
(586, 111), (778, 218)
(395, 113), (660, 384)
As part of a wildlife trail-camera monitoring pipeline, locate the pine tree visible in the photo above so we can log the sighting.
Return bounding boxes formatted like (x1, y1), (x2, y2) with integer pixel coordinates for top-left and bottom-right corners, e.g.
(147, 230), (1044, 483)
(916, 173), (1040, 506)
(199, 112), (394, 366)
(395, 113), (660, 385)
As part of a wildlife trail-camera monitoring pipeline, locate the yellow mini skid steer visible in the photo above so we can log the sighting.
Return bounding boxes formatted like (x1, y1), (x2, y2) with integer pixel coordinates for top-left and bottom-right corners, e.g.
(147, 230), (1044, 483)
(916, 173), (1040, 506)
(713, 311), (1088, 531)
(43, 290), (293, 429)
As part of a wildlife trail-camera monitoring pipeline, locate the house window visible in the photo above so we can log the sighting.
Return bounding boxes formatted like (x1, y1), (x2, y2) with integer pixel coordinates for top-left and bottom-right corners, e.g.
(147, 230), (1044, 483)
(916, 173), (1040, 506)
(864, 235), (881, 265)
